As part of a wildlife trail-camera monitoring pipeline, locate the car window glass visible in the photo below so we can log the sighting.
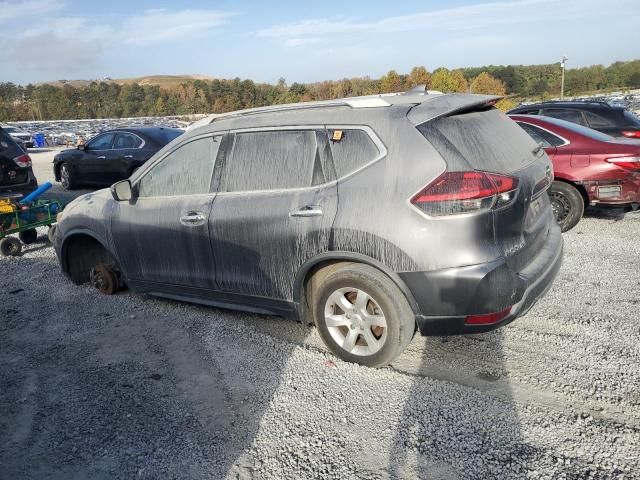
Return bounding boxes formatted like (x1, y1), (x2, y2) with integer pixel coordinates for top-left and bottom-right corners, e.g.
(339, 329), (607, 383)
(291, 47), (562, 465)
(622, 110), (640, 126)
(542, 109), (586, 126)
(221, 130), (319, 191)
(138, 136), (220, 197)
(328, 129), (380, 178)
(583, 111), (614, 128)
(114, 133), (143, 149)
(88, 133), (115, 150)
(517, 122), (565, 147)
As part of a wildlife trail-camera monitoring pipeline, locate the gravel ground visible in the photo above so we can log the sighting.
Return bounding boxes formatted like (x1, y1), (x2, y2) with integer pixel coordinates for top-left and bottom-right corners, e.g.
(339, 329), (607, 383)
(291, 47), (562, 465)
(1, 151), (639, 479)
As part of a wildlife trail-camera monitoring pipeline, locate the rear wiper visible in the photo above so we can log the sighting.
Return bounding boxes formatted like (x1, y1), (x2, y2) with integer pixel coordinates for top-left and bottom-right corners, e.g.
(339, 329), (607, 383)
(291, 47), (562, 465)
(532, 144), (544, 156)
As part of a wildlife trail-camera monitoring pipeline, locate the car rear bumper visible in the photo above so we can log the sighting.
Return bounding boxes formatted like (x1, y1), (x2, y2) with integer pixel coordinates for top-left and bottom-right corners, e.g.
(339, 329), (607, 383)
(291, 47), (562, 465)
(586, 175), (640, 205)
(401, 223), (563, 336)
(0, 170), (38, 197)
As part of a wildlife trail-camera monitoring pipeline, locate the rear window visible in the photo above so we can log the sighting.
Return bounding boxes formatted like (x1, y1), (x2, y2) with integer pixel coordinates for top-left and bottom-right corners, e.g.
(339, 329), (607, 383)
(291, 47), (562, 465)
(517, 122), (566, 147)
(418, 108), (539, 173)
(148, 128), (184, 145)
(623, 110), (640, 126)
(0, 128), (23, 157)
(543, 118), (614, 142)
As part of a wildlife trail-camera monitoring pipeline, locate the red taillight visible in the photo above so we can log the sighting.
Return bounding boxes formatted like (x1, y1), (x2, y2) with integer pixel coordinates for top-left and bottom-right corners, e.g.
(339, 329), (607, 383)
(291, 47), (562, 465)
(605, 156), (640, 171)
(621, 130), (640, 138)
(464, 307), (512, 325)
(13, 154), (32, 168)
(410, 171), (519, 216)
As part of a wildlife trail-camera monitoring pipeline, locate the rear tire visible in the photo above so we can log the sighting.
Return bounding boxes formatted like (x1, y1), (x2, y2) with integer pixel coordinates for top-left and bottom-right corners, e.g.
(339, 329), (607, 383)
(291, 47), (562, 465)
(19, 228), (38, 244)
(311, 263), (415, 368)
(59, 162), (76, 190)
(0, 237), (22, 256)
(549, 181), (584, 232)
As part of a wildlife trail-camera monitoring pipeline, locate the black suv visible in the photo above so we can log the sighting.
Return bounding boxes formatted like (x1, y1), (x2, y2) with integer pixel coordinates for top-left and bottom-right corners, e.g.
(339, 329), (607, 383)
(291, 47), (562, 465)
(54, 92), (563, 367)
(508, 101), (640, 139)
(1, 126), (37, 197)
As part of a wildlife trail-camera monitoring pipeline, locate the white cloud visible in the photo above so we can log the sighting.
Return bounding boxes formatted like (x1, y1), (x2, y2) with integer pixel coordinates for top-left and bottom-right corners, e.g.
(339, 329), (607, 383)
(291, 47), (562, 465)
(0, 0), (63, 23)
(285, 37), (325, 47)
(121, 9), (234, 46)
(257, 0), (639, 40)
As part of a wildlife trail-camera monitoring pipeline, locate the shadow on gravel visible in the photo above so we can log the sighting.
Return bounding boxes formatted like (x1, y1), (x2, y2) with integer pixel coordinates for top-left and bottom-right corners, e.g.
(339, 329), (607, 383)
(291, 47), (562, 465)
(387, 277), (538, 479)
(0, 253), (309, 479)
(583, 205), (639, 222)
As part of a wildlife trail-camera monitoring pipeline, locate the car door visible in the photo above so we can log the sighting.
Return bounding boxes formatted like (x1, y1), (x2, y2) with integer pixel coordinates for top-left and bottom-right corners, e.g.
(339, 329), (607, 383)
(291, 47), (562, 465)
(78, 132), (117, 184)
(110, 134), (222, 289)
(209, 128), (338, 301)
(112, 132), (146, 182)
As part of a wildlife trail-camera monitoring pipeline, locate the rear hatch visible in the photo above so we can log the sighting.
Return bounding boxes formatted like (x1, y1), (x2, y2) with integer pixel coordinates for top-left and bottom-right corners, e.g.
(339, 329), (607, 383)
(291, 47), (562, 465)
(413, 102), (554, 273)
(0, 128), (31, 187)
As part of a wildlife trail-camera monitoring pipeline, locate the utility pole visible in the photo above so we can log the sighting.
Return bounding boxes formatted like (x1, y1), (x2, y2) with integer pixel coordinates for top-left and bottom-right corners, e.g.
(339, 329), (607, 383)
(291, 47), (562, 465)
(560, 55), (568, 100)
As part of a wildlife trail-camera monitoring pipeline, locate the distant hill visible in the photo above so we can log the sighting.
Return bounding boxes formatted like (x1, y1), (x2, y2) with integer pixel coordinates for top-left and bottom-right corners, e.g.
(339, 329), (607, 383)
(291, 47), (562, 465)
(37, 75), (215, 89)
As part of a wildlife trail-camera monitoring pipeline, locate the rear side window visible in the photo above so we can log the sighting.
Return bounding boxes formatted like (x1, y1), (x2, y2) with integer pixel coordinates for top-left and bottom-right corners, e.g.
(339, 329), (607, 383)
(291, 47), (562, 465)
(114, 133), (143, 149)
(583, 111), (614, 129)
(328, 129), (380, 178)
(138, 135), (220, 197)
(517, 122), (565, 147)
(418, 108), (539, 173)
(542, 109), (586, 126)
(221, 130), (323, 191)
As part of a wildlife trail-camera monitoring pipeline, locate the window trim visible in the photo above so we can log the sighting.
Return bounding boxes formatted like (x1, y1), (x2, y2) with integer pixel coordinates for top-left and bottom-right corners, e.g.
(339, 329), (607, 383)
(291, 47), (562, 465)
(133, 132), (222, 198)
(112, 132), (146, 150)
(516, 120), (570, 148)
(215, 125), (336, 196)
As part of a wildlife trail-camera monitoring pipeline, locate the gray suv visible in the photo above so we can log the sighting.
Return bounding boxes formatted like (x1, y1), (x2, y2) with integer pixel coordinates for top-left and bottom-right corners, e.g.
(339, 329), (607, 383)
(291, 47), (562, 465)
(54, 92), (563, 367)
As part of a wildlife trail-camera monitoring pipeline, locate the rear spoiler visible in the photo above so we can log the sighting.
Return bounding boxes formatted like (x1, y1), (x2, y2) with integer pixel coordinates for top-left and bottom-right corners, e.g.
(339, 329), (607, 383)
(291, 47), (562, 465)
(407, 93), (502, 126)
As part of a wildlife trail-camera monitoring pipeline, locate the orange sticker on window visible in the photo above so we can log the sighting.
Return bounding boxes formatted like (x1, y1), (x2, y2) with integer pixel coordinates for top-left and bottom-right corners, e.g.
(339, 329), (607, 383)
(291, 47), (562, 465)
(332, 130), (343, 141)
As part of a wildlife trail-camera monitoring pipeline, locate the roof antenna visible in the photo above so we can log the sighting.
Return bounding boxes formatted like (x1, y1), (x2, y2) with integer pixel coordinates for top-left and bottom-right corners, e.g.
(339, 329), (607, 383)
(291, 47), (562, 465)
(403, 85), (428, 95)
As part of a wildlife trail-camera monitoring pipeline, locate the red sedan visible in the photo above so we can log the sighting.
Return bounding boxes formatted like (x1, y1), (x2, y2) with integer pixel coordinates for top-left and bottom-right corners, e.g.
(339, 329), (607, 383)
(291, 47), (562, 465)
(510, 114), (640, 231)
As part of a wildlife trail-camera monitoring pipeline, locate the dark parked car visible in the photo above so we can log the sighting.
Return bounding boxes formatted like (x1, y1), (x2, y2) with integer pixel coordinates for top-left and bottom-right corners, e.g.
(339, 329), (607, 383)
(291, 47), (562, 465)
(54, 93), (562, 367)
(1, 125), (34, 148)
(510, 114), (640, 231)
(53, 127), (183, 190)
(1, 126), (37, 197)
(508, 101), (640, 139)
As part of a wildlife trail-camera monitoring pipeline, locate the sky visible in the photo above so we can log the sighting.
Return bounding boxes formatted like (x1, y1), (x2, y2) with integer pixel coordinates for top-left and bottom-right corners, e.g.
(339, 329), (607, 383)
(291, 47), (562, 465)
(2, 0), (640, 85)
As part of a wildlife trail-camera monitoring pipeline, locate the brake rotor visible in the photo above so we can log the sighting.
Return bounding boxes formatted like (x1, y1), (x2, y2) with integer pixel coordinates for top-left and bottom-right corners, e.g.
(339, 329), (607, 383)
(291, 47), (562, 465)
(90, 265), (118, 295)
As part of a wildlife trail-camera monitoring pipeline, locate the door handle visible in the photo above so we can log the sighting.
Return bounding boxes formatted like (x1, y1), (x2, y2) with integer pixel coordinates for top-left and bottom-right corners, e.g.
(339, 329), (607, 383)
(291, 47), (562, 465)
(180, 212), (206, 226)
(124, 155), (133, 159)
(96, 155), (106, 159)
(290, 207), (323, 217)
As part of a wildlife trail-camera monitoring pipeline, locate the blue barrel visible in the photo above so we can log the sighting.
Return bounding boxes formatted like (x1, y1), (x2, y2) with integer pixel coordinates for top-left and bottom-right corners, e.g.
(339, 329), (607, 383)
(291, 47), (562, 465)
(34, 133), (46, 148)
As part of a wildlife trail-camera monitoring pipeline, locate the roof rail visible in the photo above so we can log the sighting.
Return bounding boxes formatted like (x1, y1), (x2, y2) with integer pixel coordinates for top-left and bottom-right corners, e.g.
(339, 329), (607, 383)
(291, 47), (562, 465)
(186, 89), (445, 129)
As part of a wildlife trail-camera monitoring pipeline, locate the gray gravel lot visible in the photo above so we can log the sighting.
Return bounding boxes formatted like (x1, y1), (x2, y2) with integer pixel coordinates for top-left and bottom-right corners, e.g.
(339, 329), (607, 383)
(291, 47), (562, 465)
(1, 150), (639, 479)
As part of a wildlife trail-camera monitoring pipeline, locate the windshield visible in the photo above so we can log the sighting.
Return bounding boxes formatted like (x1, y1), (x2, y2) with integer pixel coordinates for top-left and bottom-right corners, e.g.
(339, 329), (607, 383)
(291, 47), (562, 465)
(3, 127), (18, 133)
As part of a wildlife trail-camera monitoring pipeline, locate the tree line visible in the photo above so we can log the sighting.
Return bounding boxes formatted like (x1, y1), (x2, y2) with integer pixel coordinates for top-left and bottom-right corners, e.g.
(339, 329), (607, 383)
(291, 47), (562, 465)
(1, 60), (639, 122)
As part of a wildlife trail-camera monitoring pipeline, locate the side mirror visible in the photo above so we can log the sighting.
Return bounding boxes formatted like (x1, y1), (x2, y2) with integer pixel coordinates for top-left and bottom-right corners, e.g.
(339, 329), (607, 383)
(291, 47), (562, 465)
(111, 180), (133, 201)
(78, 144), (86, 151)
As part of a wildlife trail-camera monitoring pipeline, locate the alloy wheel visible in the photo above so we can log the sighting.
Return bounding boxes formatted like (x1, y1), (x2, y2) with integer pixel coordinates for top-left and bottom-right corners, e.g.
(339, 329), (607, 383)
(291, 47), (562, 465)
(324, 287), (388, 356)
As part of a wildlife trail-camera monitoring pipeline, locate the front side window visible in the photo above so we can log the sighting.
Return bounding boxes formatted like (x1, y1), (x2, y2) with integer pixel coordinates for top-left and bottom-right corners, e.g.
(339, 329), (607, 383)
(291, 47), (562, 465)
(114, 133), (143, 149)
(542, 109), (586, 126)
(328, 129), (380, 178)
(517, 122), (565, 147)
(88, 133), (115, 150)
(220, 130), (322, 192)
(138, 135), (220, 197)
